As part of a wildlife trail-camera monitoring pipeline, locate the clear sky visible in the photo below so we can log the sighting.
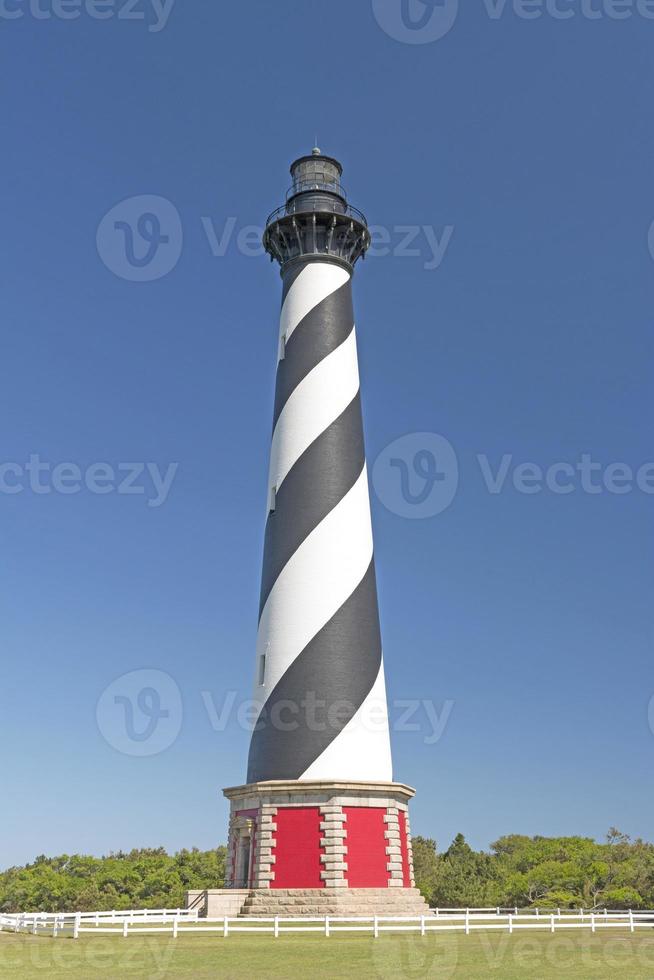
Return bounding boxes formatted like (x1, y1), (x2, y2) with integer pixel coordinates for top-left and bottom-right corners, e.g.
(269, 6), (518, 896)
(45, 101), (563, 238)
(2, 1), (653, 870)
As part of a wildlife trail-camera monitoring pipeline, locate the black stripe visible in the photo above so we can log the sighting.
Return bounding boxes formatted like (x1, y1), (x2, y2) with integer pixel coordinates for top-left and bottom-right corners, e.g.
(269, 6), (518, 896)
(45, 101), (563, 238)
(259, 393), (365, 618)
(273, 280), (354, 432)
(247, 560), (382, 784)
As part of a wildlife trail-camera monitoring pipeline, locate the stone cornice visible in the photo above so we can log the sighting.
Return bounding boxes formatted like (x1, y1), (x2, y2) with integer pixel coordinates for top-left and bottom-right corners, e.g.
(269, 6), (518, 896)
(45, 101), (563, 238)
(222, 779), (416, 802)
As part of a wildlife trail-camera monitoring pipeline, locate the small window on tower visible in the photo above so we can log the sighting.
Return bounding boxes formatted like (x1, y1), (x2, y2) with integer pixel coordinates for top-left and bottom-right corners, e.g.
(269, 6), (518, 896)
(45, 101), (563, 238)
(258, 654), (266, 686)
(279, 333), (286, 361)
(269, 486), (277, 514)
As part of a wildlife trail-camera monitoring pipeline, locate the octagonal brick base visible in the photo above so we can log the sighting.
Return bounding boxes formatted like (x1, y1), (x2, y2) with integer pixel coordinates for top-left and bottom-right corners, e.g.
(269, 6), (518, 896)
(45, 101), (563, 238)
(220, 780), (426, 914)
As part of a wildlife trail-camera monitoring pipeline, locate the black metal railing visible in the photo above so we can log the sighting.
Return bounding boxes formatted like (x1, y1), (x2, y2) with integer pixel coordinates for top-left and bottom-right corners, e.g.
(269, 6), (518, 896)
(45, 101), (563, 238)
(266, 200), (368, 229)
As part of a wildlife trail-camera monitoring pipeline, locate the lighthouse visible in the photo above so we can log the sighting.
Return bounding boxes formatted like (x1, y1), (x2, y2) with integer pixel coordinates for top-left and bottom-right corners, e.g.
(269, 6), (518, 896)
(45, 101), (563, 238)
(219, 150), (428, 917)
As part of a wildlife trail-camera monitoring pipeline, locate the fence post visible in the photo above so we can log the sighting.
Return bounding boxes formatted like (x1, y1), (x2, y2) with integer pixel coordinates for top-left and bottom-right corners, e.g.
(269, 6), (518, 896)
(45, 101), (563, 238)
(374, 915), (379, 939)
(123, 920), (128, 939)
(551, 914), (555, 934)
(629, 910), (634, 934)
(274, 915), (279, 938)
(325, 915), (330, 938)
(496, 907), (500, 916)
(509, 914), (513, 935)
(465, 909), (470, 935)
(420, 915), (426, 937)
(223, 916), (229, 938)
(536, 907), (539, 919)
(74, 913), (81, 940)
(514, 906), (518, 916)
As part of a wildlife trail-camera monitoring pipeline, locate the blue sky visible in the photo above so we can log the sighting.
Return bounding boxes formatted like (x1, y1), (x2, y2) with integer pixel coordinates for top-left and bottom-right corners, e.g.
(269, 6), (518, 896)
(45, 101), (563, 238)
(2, 1), (653, 869)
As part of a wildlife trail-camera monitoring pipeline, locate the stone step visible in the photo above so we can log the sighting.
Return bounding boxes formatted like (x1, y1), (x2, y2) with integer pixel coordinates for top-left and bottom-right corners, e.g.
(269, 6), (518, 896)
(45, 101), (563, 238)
(239, 888), (431, 917)
(243, 896), (427, 908)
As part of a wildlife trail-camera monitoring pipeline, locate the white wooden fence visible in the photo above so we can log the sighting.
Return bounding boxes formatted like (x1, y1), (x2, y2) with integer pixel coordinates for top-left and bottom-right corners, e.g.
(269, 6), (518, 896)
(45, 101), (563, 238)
(1, 907), (652, 940)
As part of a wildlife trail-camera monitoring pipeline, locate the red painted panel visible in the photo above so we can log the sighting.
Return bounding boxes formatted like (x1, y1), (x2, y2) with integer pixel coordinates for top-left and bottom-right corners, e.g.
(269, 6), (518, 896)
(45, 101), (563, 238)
(344, 807), (390, 888)
(398, 810), (411, 887)
(272, 807), (323, 889)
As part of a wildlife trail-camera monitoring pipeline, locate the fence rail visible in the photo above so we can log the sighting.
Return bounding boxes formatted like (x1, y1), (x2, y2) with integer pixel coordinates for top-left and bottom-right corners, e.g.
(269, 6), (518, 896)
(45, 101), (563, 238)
(2, 908), (653, 940)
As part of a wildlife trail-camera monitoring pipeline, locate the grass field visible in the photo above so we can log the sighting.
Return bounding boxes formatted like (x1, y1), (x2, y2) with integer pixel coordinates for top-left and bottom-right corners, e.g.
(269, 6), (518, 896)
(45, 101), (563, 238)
(2, 929), (654, 979)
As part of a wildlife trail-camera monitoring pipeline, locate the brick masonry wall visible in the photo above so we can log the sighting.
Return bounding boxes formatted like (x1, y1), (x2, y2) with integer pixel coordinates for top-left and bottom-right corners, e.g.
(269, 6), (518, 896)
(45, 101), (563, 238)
(320, 804), (347, 888)
(226, 785), (417, 892)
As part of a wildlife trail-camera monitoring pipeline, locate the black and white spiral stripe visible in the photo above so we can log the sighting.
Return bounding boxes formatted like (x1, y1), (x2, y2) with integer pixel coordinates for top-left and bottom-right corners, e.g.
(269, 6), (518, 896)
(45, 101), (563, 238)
(247, 260), (393, 784)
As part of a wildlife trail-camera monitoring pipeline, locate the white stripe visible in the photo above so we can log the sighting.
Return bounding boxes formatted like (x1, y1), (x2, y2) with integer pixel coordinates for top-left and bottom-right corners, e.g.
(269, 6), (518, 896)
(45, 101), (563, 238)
(280, 262), (350, 350)
(268, 328), (360, 492)
(300, 661), (393, 782)
(254, 465), (373, 702)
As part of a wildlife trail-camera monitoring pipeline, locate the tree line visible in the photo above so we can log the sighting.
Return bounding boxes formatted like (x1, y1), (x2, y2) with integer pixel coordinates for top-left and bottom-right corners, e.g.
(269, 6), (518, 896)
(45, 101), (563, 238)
(412, 829), (653, 910)
(0, 848), (226, 914)
(1, 830), (652, 913)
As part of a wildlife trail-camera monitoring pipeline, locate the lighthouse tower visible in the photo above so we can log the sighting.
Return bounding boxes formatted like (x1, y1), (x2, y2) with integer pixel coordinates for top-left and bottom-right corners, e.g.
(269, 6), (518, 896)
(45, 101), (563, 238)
(220, 150), (428, 917)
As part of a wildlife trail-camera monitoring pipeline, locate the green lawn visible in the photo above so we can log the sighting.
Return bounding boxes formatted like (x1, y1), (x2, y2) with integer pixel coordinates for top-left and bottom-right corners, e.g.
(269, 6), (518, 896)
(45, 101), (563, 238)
(2, 929), (654, 979)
